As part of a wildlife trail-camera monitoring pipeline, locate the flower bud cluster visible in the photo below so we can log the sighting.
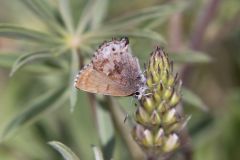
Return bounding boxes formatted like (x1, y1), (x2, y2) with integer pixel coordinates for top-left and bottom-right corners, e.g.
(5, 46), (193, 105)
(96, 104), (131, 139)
(132, 47), (183, 155)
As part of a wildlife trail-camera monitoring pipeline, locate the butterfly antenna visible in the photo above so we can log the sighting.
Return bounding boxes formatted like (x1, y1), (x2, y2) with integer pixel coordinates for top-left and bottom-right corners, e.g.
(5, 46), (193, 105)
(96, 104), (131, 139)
(124, 113), (129, 123)
(144, 93), (153, 97)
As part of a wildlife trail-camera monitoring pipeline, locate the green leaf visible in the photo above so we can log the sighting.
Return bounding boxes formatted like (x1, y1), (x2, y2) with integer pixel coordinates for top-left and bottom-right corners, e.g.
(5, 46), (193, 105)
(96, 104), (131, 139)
(143, 16), (169, 29)
(0, 52), (63, 74)
(0, 24), (62, 44)
(10, 50), (54, 76)
(69, 49), (79, 112)
(76, 0), (95, 35)
(22, 0), (56, 22)
(1, 87), (67, 140)
(22, 0), (66, 35)
(48, 141), (80, 160)
(84, 29), (166, 44)
(92, 145), (104, 160)
(170, 50), (212, 63)
(90, 0), (108, 29)
(0, 53), (19, 68)
(123, 29), (166, 44)
(59, 0), (74, 33)
(182, 88), (208, 111)
(103, 2), (186, 30)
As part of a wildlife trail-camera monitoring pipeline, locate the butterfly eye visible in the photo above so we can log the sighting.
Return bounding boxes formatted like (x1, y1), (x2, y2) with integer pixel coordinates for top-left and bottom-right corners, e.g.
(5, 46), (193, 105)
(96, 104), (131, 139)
(112, 48), (115, 51)
(135, 91), (140, 96)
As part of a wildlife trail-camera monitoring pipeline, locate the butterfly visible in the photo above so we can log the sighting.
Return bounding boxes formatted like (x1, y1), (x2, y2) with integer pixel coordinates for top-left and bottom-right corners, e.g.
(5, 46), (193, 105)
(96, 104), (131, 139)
(74, 37), (146, 98)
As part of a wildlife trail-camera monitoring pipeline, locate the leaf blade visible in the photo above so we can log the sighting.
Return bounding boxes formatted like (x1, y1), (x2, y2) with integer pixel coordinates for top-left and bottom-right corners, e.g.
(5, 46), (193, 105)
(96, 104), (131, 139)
(0, 52), (63, 74)
(103, 2), (186, 30)
(90, 0), (108, 29)
(22, 0), (66, 35)
(76, 0), (95, 35)
(10, 50), (54, 76)
(59, 0), (74, 33)
(182, 88), (208, 111)
(83, 29), (166, 44)
(0, 24), (62, 44)
(1, 87), (67, 140)
(69, 49), (79, 112)
(170, 50), (212, 64)
(92, 145), (104, 160)
(48, 141), (80, 160)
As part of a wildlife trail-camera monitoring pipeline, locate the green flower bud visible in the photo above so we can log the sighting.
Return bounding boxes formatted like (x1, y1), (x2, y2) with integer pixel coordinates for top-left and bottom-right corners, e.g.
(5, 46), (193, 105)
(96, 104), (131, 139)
(163, 108), (177, 125)
(132, 124), (145, 143)
(146, 73), (153, 88)
(169, 92), (181, 107)
(142, 96), (155, 113)
(154, 128), (164, 146)
(153, 90), (161, 104)
(167, 75), (175, 86)
(150, 110), (161, 126)
(157, 101), (168, 113)
(135, 106), (150, 125)
(163, 134), (179, 152)
(142, 129), (154, 147)
(163, 87), (173, 100)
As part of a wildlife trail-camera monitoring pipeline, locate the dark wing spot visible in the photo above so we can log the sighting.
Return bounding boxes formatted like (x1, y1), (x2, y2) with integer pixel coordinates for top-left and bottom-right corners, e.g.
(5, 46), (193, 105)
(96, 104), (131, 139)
(113, 60), (123, 74)
(93, 58), (109, 72)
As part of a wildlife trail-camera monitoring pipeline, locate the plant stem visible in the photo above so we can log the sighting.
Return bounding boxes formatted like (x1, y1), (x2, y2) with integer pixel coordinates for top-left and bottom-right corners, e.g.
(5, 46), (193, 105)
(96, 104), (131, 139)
(87, 93), (98, 130)
(190, 0), (221, 50)
(168, 11), (182, 51)
(106, 96), (145, 160)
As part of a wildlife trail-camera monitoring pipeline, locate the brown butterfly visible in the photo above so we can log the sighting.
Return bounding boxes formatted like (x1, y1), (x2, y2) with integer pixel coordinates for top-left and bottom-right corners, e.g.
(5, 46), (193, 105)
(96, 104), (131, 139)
(74, 37), (146, 97)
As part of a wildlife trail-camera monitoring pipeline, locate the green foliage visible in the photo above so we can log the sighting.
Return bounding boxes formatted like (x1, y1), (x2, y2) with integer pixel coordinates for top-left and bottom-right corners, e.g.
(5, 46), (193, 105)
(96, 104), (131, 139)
(1, 0), (238, 160)
(49, 141), (80, 160)
(170, 50), (212, 64)
(1, 86), (67, 141)
(182, 88), (208, 111)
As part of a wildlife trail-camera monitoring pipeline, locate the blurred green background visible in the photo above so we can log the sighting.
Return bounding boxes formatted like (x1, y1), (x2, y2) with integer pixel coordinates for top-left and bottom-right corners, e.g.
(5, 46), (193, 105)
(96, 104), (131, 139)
(0, 0), (240, 160)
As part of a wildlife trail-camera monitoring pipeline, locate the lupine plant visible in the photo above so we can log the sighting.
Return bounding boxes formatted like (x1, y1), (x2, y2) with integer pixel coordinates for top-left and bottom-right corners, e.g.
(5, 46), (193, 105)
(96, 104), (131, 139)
(0, 0), (211, 160)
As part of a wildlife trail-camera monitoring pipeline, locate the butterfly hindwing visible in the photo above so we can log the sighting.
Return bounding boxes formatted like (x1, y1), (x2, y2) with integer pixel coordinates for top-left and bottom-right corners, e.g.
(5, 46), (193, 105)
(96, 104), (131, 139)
(74, 65), (136, 96)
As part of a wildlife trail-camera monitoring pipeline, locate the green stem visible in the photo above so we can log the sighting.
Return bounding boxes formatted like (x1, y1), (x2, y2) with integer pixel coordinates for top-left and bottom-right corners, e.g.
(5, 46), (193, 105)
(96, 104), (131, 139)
(105, 96), (145, 160)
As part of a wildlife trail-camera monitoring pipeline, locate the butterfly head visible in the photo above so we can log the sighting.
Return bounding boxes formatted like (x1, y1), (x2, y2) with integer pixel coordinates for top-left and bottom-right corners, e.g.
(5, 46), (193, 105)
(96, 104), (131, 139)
(133, 74), (148, 99)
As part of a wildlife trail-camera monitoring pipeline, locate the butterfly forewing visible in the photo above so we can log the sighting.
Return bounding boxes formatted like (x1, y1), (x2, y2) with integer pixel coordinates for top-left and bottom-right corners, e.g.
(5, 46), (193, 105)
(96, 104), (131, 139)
(92, 38), (141, 86)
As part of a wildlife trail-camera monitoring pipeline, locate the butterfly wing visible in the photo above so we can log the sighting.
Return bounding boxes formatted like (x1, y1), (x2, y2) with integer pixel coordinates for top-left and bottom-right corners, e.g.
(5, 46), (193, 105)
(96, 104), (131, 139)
(74, 65), (136, 96)
(92, 38), (142, 88)
(74, 37), (143, 96)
